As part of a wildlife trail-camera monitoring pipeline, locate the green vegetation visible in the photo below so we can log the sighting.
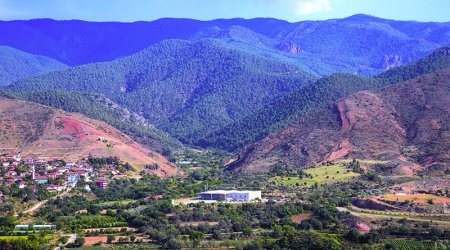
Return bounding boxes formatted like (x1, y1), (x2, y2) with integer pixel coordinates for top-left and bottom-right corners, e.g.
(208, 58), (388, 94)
(270, 164), (360, 187)
(0, 234), (51, 250)
(200, 48), (450, 151)
(0, 46), (67, 87)
(7, 39), (316, 146)
(382, 239), (450, 250)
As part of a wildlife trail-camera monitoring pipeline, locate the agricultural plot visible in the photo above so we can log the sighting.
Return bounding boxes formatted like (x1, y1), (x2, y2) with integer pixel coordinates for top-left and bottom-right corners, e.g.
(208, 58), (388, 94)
(380, 194), (450, 205)
(270, 164), (360, 187)
(382, 239), (450, 250)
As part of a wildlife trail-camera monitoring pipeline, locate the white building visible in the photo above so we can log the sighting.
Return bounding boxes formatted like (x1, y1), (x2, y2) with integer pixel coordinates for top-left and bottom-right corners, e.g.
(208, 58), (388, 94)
(200, 190), (261, 202)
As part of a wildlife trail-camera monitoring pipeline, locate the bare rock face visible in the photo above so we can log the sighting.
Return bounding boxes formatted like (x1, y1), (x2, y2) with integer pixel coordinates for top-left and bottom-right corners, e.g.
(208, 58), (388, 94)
(276, 41), (303, 55)
(228, 68), (450, 174)
(380, 54), (402, 69)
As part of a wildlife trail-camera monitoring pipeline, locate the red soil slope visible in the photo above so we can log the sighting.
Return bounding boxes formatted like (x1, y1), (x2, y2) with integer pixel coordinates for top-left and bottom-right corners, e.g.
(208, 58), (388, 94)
(0, 97), (181, 177)
(228, 68), (450, 173)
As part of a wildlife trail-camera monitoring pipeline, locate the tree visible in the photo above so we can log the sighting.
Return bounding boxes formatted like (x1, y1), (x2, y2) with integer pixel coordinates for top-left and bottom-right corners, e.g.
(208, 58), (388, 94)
(107, 235), (115, 244)
(189, 230), (205, 248)
(163, 238), (181, 250)
(242, 226), (253, 237)
(272, 224), (283, 237)
(74, 237), (85, 247)
(59, 236), (69, 245)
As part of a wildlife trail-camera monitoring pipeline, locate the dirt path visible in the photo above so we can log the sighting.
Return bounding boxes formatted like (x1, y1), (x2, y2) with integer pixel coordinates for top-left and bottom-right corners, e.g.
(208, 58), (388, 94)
(17, 187), (72, 216)
(22, 200), (48, 214)
(63, 234), (77, 245)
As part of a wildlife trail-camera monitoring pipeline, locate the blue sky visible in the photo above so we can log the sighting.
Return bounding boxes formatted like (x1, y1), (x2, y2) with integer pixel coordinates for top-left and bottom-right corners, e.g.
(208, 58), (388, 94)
(0, 0), (449, 22)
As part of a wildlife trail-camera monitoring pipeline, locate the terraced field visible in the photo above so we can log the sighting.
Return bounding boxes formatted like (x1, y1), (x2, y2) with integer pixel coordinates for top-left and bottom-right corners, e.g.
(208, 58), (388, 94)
(381, 239), (450, 250)
(380, 194), (450, 205)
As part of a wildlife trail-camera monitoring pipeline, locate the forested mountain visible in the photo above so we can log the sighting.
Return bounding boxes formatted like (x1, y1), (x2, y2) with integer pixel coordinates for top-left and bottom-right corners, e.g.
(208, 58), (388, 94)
(0, 18), (205, 66)
(227, 67), (450, 173)
(0, 15), (448, 75)
(6, 39), (316, 144)
(3, 17), (450, 154)
(0, 46), (67, 87)
(0, 97), (181, 176)
(199, 47), (450, 151)
(0, 90), (183, 154)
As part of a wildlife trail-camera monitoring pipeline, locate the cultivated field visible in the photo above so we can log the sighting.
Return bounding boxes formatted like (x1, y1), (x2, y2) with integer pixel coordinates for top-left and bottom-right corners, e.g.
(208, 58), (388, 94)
(380, 194), (450, 205)
(270, 164), (360, 187)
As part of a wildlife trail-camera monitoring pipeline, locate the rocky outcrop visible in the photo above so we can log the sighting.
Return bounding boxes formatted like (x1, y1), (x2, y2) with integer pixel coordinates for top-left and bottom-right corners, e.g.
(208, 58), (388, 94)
(276, 41), (303, 54)
(379, 54), (402, 69)
(228, 68), (450, 173)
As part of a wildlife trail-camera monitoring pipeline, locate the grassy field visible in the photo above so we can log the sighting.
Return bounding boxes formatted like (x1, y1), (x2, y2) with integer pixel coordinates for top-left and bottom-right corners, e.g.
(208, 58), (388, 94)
(0, 236), (53, 241)
(0, 236), (29, 240)
(270, 164), (360, 187)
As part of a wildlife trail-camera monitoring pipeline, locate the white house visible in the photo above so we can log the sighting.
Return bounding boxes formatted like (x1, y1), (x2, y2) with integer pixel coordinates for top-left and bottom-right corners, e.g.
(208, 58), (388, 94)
(200, 190), (261, 202)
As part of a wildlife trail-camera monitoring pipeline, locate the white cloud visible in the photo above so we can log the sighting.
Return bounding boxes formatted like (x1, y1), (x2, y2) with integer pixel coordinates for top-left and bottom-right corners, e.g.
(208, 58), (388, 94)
(294, 0), (332, 15)
(256, 0), (333, 16)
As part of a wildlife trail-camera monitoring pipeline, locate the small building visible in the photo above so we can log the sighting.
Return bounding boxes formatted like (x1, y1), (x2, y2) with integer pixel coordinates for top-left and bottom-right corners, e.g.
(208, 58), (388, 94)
(18, 181), (27, 189)
(94, 180), (108, 189)
(15, 224), (56, 230)
(34, 176), (48, 184)
(200, 190), (261, 202)
(67, 174), (80, 183)
(46, 185), (64, 192)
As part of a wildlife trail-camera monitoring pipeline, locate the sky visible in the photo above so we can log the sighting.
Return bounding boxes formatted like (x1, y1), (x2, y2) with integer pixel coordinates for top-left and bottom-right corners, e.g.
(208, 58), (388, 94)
(0, 0), (449, 22)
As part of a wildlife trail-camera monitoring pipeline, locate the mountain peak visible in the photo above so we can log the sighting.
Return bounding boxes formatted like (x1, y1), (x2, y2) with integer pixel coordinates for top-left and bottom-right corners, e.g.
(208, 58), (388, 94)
(342, 14), (386, 22)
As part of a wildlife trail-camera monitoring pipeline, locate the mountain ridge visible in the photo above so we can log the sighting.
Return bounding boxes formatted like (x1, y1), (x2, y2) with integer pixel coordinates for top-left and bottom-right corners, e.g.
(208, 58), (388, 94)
(0, 46), (67, 87)
(1, 15), (449, 75)
(7, 38), (316, 144)
(227, 68), (450, 174)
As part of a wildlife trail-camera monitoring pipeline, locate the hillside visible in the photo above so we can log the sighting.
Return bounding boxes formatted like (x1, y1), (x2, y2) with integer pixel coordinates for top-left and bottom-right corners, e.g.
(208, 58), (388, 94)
(200, 47), (450, 151)
(0, 97), (181, 176)
(0, 16), (448, 74)
(7, 39), (316, 144)
(0, 90), (184, 154)
(0, 46), (67, 87)
(227, 68), (450, 174)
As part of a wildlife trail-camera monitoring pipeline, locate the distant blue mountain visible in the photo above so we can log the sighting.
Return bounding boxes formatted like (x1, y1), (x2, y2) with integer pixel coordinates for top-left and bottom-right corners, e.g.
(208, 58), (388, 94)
(0, 46), (67, 87)
(0, 15), (449, 75)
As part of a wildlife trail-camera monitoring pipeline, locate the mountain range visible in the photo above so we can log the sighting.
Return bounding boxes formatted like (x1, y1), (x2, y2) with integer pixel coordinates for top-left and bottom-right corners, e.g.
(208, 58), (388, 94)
(0, 15), (449, 174)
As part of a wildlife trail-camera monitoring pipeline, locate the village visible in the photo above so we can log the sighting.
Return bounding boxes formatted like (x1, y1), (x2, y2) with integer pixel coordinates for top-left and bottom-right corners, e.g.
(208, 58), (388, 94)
(0, 152), (130, 202)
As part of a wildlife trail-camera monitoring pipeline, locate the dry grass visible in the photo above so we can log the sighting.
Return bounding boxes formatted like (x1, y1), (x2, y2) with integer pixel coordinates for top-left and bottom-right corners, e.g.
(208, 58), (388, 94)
(291, 213), (311, 224)
(380, 194), (450, 204)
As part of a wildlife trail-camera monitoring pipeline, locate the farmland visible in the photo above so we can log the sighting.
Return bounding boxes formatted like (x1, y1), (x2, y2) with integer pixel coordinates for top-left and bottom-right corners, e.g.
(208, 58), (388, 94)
(270, 164), (360, 187)
(380, 193), (450, 204)
(381, 239), (450, 249)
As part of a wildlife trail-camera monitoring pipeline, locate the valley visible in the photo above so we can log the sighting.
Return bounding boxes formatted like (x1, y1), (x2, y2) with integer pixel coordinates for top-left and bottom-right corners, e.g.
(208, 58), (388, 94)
(0, 12), (448, 250)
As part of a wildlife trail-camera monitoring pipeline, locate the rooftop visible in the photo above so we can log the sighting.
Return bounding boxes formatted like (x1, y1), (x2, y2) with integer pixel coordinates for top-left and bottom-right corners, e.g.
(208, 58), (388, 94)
(200, 190), (260, 195)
